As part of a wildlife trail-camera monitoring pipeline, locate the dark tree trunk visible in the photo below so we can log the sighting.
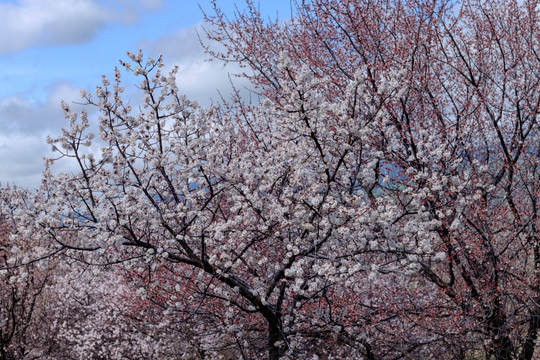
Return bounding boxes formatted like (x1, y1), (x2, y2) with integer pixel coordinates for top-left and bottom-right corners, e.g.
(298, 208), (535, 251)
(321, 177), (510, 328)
(488, 300), (515, 360)
(268, 321), (282, 360)
(492, 334), (515, 360)
(518, 306), (540, 360)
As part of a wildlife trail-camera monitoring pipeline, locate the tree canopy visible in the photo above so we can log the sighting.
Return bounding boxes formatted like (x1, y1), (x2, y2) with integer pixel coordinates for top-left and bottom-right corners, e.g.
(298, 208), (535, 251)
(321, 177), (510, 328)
(2, 0), (540, 359)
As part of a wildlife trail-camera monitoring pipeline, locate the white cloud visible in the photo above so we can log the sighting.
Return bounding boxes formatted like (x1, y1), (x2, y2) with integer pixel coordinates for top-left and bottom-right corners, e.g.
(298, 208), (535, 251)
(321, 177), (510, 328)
(0, 82), (87, 188)
(0, 0), (113, 54)
(0, 133), (48, 189)
(0, 82), (83, 135)
(142, 24), (254, 106)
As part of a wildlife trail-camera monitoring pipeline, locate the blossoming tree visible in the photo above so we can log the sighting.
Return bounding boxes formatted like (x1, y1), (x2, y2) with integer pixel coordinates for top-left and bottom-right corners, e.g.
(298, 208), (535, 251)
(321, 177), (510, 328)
(9, 0), (540, 359)
(204, 0), (540, 358)
(0, 185), (179, 360)
(0, 186), (60, 360)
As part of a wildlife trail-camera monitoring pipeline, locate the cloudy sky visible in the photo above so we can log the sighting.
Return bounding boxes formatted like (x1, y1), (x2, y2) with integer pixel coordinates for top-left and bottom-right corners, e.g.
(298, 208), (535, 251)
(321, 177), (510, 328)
(0, 0), (292, 189)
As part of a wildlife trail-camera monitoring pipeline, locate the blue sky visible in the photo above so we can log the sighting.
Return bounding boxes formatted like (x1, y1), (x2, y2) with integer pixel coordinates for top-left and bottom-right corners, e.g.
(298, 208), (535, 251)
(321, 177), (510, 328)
(0, 0), (292, 188)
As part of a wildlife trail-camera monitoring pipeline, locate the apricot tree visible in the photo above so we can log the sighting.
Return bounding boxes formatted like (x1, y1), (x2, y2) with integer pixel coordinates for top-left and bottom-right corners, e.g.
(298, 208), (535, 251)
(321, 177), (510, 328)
(12, 0), (540, 359)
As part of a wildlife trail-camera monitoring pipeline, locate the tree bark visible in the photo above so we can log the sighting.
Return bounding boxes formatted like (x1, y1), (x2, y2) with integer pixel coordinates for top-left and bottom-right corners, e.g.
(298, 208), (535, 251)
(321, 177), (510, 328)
(488, 301), (515, 360)
(518, 307), (540, 360)
(268, 321), (282, 360)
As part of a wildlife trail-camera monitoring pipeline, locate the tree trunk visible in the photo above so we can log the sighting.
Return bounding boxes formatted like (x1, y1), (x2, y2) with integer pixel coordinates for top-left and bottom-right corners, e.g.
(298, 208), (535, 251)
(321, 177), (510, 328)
(492, 334), (515, 360)
(268, 321), (282, 360)
(518, 307), (540, 360)
(488, 301), (515, 360)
